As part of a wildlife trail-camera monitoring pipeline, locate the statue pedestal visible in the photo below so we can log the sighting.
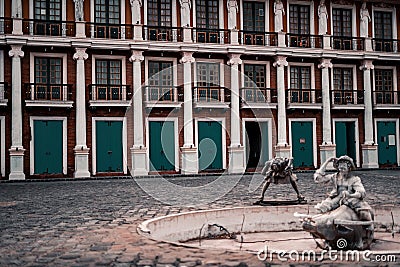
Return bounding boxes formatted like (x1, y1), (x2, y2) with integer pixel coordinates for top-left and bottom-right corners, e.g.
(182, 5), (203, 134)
(230, 29), (239, 45)
(361, 144), (379, 168)
(75, 21), (86, 38)
(133, 25), (143, 41)
(278, 32), (286, 47)
(365, 37), (373, 52)
(228, 146), (245, 174)
(73, 146), (90, 178)
(12, 18), (23, 35)
(130, 146), (148, 176)
(319, 144), (336, 170)
(182, 27), (192, 43)
(9, 147), (25, 180)
(180, 146), (198, 174)
(323, 35), (331, 49)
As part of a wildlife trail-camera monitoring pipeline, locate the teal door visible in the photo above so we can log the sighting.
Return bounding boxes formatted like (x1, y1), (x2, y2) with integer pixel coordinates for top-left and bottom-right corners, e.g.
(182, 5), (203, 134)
(377, 121), (397, 165)
(149, 121), (175, 171)
(198, 121), (223, 170)
(34, 120), (63, 174)
(291, 121), (313, 167)
(335, 121), (357, 164)
(96, 121), (123, 172)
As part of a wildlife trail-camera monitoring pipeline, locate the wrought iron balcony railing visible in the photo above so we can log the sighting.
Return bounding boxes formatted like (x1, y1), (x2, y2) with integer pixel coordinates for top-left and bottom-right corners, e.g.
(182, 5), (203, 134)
(22, 19), (75, 37)
(239, 31), (278, 46)
(144, 85), (183, 102)
(143, 26), (182, 42)
(331, 89), (364, 105)
(241, 87), (278, 103)
(25, 83), (72, 101)
(286, 34), (323, 49)
(89, 84), (131, 101)
(85, 23), (133, 39)
(0, 17), (12, 34)
(332, 36), (364, 51)
(194, 86), (227, 102)
(192, 28), (230, 44)
(286, 89), (322, 104)
(373, 90), (399, 105)
(372, 38), (399, 53)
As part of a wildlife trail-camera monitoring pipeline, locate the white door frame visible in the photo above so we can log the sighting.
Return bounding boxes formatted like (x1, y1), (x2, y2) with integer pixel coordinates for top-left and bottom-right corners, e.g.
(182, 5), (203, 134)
(288, 118), (317, 168)
(146, 117), (180, 172)
(195, 117), (227, 170)
(30, 116), (68, 175)
(374, 118), (400, 166)
(241, 118), (273, 166)
(332, 118), (360, 167)
(92, 117), (128, 175)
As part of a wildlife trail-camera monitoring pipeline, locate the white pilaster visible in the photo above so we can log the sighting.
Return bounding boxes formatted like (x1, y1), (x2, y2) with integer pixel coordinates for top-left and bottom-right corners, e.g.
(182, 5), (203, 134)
(318, 58), (336, 168)
(8, 45), (25, 180)
(180, 52), (198, 174)
(228, 54), (245, 174)
(129, 50), (147, 176)
(73, 48), (90, 178)
(360, 60), (378, 168)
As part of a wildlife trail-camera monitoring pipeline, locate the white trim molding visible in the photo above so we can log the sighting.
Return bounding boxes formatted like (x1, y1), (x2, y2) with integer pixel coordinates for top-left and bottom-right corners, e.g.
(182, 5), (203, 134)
(146, 117), (180, 172)
(30, 52), (68, 85)
(144, 0), (177, 27)
(374, 118), (400, 166)
(372, 5), (397, 39)
(286, 0), (315, 35)
(288, 118), (318, 168)
(90, 0), (126, 24)
(332, 118), (360, 167)
(29, 116), (68, 175)
(91, 117), (128, 175)
(329, 3), (357, 38)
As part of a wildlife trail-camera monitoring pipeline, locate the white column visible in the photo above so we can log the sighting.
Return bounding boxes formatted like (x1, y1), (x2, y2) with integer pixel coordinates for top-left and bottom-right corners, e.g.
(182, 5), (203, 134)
(8, 45), (25, 180)
(228, 54), (245, 174)
(273, 56), (290, 158)
(129, 50), (147, 176)
(73, 48), (90, 178)
(360, 60), (378, 168)
(318, 58), (336, 167)
(180, 52), (198, 174)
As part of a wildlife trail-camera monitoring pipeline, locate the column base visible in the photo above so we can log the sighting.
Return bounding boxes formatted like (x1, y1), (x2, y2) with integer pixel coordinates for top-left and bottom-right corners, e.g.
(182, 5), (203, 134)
(131, 146), (148, 176)
(319, 144), (336, 170)
(73, 146), (90, 178)
(181, 146), (198, 174)
(228, 146), (245, 174)
(361, 144), (379, 168)
(274, 144), (291, 158)
(9, 147), (25, 180)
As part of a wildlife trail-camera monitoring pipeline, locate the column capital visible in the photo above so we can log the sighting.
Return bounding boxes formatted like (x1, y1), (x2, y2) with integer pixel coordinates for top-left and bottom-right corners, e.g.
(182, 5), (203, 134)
(318, 58), (332, 69)
(73, 48), (88, 61)
(227, 53), (242, 66)
(179, 51), (195, 64)
(360, 60), (374, 71)
(273, 56), (288, 68)
(8, 45), (24, 58)
(129, 50), (144, 63)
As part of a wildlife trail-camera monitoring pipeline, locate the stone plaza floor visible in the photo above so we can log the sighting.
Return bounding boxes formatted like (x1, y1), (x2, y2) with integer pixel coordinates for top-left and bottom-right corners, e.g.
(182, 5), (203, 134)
(0, 170), (399, 266)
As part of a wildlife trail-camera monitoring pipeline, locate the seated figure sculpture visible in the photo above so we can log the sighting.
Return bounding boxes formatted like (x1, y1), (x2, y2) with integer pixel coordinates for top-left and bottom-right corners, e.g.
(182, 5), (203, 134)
(298, 155), (374, 250)
(258, 157), (305, 203)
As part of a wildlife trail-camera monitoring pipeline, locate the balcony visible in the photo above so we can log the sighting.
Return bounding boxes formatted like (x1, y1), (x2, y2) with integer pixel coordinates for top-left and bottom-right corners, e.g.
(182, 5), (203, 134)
(331, 36), (364, 51)
(372, 38), (399, 53)
(0, 82), (8, 106)
(193, 86), (229, 109)
(0, 17), (12, 34)
(144, 85), (182, 109)
(89, 84), (131, 107)
(240, 87), (277, 109)
(373, 90), (400, 109)
(143, 26), (182, 42)
(331, 90), (364, 109)
(286, 34), (323, 49)
(22, 19), (75, 37)
(239, 31), (278, 46)
(192, 28), (230, 44)
(86, 23), (133, 39)
(286, 89), (322, 109)
(25, 83), (73, 107)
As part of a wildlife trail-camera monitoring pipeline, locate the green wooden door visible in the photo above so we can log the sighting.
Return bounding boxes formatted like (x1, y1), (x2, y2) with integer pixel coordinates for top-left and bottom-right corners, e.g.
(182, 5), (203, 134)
(198, 121), (222, 170)
(377, 121), (397, 165)
(291, 121), (313, 167)
(34, 120), (63, 174)
(335, 121), (356, 164)
(96, 121), (123, 172)
(149, 121), (175, 171)
(260, 122), (269, 165)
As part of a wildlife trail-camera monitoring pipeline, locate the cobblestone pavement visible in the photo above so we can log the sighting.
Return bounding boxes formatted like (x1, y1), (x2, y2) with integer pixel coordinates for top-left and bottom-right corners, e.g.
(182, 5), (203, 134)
(0, 170), (399, 267)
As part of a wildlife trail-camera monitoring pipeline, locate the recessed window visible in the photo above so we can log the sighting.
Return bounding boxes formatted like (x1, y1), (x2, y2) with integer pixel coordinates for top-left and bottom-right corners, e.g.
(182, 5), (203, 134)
(196, 0), (219, 29)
